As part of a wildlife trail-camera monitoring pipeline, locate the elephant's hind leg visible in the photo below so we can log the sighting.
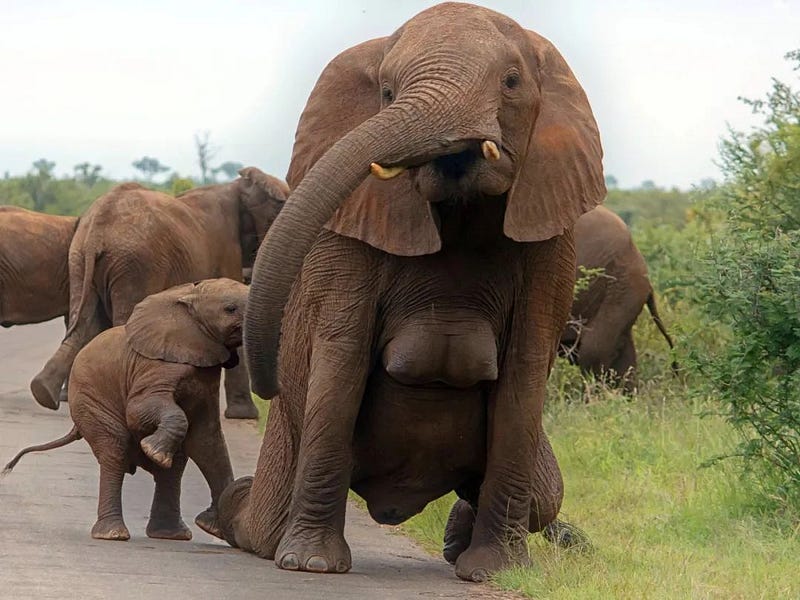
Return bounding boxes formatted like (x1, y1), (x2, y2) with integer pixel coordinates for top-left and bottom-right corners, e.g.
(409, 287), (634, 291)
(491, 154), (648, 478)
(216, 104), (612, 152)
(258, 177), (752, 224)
(92, 458), (130, 541)
(443, 499), (476, 564)
(146, 452), (192, 540)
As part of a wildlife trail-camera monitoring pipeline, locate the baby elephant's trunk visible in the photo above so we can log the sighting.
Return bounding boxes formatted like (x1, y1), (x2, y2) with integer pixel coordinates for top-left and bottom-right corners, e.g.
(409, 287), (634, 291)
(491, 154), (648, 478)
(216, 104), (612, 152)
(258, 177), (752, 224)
(2, 425), (82, 475)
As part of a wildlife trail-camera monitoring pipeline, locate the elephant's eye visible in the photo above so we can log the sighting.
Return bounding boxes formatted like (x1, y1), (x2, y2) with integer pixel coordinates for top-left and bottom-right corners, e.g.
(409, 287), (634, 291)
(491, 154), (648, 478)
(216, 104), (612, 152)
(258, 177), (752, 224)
(224, 304), (237, 314)
(382, 85), (394, 103)
(503, 71), (521, 90)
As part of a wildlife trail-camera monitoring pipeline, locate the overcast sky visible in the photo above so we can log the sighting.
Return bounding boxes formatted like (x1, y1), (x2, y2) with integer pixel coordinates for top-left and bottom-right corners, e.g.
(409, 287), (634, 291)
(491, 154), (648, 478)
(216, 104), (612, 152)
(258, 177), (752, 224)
(1, 0), (798, 188)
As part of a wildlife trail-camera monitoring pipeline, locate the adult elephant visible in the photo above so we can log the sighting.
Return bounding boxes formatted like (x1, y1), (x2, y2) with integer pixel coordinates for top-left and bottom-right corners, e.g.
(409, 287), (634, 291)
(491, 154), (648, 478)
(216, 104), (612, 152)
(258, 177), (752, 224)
(30, 167), (287, 419)
(215, 3), (605, 582)
(0, 206), (77, 328)
(560, 205), (675, 391)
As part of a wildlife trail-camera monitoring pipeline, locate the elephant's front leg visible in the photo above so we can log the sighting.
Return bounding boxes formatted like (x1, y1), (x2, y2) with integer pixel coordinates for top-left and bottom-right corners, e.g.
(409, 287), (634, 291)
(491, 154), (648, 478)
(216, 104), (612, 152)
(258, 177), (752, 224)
(455, 240), (574, 583)
(127, 394), (188, 469)
(222, 360), (259, 420)
(275, 339), (369, 574)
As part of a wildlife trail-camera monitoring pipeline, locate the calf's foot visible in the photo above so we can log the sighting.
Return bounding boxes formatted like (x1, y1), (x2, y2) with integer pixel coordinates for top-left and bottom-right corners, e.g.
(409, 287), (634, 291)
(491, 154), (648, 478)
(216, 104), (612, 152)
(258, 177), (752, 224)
(140, 433), (175, 469)
(194, 507), (224, 539)
(91, 516), (130, 541)
(146, 516), (192, 541)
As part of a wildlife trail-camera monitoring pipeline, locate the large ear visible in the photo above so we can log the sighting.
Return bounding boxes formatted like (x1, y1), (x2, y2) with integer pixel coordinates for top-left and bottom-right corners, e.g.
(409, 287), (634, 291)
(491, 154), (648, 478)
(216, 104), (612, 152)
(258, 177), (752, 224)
(503, 31), (606, 242)
(238, 166), (289, 202)
(286, 38), (441, 256)
(125, 283), (231, 368)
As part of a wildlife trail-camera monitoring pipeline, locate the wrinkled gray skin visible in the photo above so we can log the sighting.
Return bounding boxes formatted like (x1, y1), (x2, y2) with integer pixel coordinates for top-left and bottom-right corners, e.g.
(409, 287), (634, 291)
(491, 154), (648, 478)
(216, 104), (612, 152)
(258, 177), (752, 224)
(216, 2), (606, 583)
(4, 279), (248, 542)
(30, 168), (287, 418)
(560, 206), (675, 391)
(0, 206), (77, 327)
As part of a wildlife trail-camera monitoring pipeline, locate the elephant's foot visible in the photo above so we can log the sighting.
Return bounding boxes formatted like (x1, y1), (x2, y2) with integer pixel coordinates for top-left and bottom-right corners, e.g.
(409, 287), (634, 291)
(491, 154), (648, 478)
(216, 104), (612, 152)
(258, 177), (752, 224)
(194, 507), (224, 540)
(30, 373), (62, 410)
(443, 499), (475, 565)
(140, 434), (175, 469)
(223, 397), (259, 420)
(542, 519), (592, 550)
(91, 516), (130, 541)
(146, 516), (192, 541)
(275, 526), (351, 574)
(454, 540), (531, 583)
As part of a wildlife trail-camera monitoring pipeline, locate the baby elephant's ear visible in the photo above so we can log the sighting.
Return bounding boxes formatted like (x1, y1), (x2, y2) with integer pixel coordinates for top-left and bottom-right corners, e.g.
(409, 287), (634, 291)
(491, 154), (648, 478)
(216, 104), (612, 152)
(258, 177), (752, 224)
(126, 283), (230, 367)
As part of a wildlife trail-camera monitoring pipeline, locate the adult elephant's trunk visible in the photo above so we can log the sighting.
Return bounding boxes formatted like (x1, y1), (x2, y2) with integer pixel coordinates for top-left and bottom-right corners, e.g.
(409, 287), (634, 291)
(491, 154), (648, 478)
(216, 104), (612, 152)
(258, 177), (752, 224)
(245, 89), (499, 398)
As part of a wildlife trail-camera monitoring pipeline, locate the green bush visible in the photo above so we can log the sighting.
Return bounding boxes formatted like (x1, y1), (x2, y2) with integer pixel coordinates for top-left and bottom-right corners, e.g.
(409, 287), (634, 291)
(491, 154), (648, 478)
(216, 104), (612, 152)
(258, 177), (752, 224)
(693, 50), (800, 504)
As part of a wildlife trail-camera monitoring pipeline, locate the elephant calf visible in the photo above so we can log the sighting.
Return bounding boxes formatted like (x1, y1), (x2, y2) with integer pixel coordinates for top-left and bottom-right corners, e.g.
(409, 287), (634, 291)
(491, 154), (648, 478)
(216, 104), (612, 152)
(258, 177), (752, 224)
(4, 278), (248, 542)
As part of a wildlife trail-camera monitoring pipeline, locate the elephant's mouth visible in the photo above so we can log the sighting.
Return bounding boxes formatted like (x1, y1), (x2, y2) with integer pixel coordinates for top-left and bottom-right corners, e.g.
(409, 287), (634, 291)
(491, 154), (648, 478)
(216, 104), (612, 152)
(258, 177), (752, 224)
(432, 148), (479, 180)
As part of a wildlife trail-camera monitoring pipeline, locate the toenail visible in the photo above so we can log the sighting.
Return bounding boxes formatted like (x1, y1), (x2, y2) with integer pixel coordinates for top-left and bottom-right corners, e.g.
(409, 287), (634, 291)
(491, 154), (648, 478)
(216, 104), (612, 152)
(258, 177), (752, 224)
(305, 555), (329, 572)
(279, 553), (300, 570)
(471, 568), (488, 582)
(335, 560), (349, 573)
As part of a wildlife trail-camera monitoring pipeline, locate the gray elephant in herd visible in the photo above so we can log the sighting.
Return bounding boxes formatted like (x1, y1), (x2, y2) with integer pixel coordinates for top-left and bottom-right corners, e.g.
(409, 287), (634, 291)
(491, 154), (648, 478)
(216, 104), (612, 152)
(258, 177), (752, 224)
(212, 3), (605, 582)
(5, 279), (247, 542)
(30, 167), (288, 419)
(561, 205), (675, 390)
(0, 206), (77, 328)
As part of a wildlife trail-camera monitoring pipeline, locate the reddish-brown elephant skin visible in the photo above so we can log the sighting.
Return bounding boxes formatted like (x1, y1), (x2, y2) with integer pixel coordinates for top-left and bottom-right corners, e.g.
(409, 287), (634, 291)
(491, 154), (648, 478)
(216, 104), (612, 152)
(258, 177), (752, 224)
(0, 206), (77, 328)
(216, 3), (606, 582)
(29, 168), (288, 419)
(560, 206), (675, 391)
(4, 279), (248, 542)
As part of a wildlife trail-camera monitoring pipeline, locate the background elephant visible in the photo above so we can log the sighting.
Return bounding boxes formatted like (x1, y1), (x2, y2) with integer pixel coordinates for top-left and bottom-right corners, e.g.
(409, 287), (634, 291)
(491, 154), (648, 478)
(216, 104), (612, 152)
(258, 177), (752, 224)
(5, 279), (247, 542)
(560, 205), (675, 391)
(215, 4), (605, 582)
(0, 206), (77, 328)
(30, 167), (288, 417)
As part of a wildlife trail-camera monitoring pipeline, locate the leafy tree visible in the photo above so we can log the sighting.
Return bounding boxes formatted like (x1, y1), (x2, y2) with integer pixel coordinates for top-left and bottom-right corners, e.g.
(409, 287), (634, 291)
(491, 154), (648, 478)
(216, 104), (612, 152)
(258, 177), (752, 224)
(132, 156), (170, 182)
(604, 174), (619, 189)
(695, 50), (800, 503)
(32, 159), (55, 178)
(20, 159), (57, 211)
(212, 161), (244, 181)
(74, 162), (103, 186)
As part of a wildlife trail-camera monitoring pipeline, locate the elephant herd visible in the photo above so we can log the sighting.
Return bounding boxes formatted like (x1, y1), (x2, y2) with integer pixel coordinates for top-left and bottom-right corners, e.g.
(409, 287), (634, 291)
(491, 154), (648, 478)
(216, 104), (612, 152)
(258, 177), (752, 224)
(1, 3), (675, 584)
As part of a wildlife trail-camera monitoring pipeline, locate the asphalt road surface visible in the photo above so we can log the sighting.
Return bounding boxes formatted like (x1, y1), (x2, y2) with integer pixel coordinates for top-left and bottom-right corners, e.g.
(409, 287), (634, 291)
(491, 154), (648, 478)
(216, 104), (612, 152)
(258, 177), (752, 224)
(0, 320), (508, 600)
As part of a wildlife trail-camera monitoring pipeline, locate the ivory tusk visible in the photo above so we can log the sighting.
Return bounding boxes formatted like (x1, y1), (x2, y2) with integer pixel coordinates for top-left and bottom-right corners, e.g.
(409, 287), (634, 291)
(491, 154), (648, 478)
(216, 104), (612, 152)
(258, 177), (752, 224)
(481, 140), (501, 162)
(370, 162), (407, 180)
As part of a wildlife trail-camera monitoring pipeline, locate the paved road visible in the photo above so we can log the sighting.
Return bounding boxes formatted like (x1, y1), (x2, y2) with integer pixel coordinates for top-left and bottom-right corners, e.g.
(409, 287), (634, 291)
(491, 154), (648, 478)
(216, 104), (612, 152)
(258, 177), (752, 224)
(0, 321), (504, 600)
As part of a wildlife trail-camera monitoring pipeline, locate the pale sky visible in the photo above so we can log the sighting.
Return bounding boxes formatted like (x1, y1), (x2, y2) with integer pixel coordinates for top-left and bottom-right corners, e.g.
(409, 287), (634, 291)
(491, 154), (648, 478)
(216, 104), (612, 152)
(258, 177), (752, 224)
(1, 0), (797, 188)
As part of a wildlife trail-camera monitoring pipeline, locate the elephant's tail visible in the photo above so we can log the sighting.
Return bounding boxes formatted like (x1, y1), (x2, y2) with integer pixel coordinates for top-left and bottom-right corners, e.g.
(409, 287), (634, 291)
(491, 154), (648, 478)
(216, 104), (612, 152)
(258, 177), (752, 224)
(1, 425), (82, 476)
(63, 245), (99, 340)
(646, 291), (679, 374)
